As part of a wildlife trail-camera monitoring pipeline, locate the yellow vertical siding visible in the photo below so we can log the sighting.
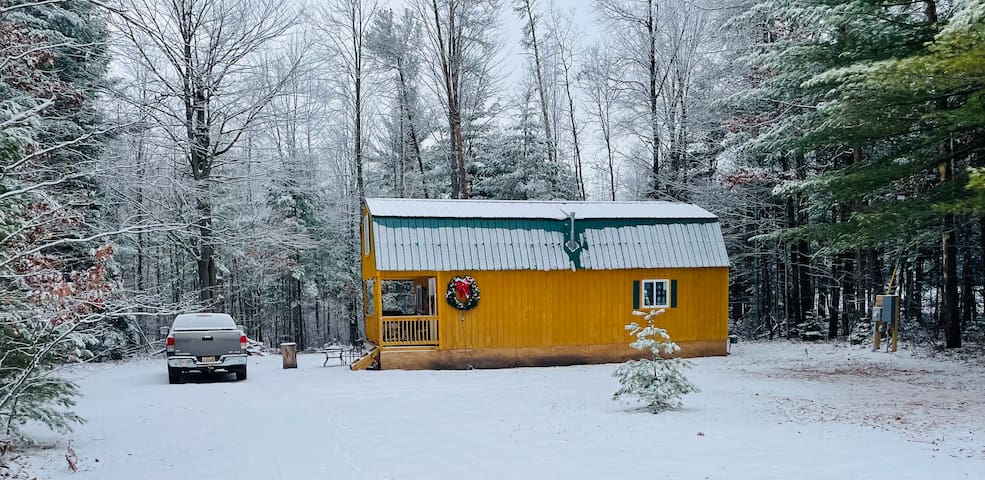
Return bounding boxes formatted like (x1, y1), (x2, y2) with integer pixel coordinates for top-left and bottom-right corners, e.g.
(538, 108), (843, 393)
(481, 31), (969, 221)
(376, 267), (728, 350)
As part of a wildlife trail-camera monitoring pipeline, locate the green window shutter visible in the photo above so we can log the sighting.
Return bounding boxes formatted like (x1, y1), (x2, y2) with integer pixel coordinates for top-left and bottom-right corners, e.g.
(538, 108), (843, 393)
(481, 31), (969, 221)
(632, 280), (640, 309)
(670, 280), (678, 308)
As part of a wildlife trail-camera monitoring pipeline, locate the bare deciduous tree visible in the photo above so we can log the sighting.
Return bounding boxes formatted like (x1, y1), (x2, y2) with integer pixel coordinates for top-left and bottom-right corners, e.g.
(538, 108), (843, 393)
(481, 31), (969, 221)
(319, 0), (377, 203)
(110, 0), (301, 307)
(580, 42), (620, 201)
(515, 0), (556, 166)
(548, 6), (586, 199)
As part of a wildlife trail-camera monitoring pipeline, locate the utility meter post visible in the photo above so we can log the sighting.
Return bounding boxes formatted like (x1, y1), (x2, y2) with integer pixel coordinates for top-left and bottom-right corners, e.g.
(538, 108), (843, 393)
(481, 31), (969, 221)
(872, 294), (900, 353)
(871, 305), (884, 352)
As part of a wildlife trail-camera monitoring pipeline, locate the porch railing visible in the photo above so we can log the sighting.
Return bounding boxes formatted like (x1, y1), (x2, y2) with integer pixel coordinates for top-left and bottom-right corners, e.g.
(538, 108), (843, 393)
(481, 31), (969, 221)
(380, 316), (439, 347)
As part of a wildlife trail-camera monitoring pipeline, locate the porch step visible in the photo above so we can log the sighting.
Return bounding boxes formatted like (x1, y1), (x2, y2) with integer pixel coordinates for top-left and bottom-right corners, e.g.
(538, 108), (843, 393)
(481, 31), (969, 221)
(349, 346), (380, 371)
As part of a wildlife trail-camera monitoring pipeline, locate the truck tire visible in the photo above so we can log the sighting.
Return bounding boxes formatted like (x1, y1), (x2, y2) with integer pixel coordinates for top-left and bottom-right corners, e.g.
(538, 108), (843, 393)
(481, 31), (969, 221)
(168, 367), (182, 384)
(235, 366), (247, 381)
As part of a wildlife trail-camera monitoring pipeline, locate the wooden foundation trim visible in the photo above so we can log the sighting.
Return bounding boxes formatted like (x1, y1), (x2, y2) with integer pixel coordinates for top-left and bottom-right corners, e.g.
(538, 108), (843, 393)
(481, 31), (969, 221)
(379, 340), (726, 370)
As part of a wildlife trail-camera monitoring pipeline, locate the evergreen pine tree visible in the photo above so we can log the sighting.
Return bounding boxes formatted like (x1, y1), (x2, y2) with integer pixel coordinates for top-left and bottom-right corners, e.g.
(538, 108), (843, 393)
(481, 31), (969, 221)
(612, 309), (698, 413)
(472, 88), (579, 200)
(1, 0), (112, 437)
(734, 0), (985, 347)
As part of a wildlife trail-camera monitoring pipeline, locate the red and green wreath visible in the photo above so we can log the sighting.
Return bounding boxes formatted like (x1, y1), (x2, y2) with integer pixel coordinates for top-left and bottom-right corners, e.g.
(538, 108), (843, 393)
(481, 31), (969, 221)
(446, 275), (480, 311)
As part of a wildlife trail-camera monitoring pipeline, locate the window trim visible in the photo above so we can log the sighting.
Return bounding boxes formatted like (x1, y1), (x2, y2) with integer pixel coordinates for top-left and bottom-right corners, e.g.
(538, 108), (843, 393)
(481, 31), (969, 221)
(362, 215), (371, 257)
(640, 279), (671, 309)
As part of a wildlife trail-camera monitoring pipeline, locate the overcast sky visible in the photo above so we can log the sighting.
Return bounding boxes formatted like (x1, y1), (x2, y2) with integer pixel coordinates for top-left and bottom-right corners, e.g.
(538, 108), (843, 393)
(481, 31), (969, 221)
(386, 0), (601, 85)
(498, 0), (600, 75)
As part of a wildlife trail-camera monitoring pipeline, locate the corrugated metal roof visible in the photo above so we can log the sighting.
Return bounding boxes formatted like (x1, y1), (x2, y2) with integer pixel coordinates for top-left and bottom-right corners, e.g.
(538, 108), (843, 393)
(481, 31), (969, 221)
(370, 217), (729, 272)
(578, 222), (728, 269)
(365, 198), (716, 220)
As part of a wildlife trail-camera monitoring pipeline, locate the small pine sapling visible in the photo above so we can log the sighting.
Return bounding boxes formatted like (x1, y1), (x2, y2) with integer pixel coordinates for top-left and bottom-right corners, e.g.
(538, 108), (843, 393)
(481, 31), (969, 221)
(797, 316), (824, 341)
(613, 309), (698, 413)
(849, 320), (872, 346)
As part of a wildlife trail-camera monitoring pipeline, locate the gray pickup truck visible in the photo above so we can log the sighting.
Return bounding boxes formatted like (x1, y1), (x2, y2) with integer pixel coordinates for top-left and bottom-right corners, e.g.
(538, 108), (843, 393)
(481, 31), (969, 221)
(165, 313), (248, 384)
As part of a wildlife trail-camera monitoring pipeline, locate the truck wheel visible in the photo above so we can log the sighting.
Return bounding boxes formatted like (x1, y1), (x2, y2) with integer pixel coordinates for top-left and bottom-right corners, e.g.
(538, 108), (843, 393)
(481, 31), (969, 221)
(168, 367), (182, 384)
(235, 366), (247, 381)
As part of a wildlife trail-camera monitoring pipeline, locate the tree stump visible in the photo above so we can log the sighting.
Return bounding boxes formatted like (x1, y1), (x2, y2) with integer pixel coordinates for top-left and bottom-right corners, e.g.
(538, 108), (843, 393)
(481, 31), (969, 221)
(280, 342), (297, 369)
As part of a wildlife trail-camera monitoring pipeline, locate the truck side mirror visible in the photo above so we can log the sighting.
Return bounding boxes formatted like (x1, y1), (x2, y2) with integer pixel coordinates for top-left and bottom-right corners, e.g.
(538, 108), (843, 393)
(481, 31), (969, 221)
(159, 326), (170, 336)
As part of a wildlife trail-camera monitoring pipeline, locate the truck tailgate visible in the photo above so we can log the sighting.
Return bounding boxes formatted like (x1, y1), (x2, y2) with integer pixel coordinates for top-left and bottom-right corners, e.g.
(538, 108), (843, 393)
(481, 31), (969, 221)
(172, 330), (242, 358)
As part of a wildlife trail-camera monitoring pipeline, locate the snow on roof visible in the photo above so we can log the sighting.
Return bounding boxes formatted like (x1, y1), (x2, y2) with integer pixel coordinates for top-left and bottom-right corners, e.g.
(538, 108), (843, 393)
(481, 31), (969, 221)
(365, 198), (717, 220)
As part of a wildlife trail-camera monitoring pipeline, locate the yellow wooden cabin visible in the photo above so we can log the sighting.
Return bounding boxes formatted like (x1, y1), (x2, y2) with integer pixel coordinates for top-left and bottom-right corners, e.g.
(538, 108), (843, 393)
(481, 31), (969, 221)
(357, 198), (729, 370)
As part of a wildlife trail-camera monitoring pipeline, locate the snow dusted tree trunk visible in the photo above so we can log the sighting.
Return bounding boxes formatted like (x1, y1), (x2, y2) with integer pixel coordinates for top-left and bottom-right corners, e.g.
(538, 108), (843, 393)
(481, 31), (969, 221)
(550, 8), (586, 200)
(645, 0), (660, 198)
(918, 0), (961, 348)
(417, 0), (499, 199)
(827, 258), (840, 339)
(396, 62), (428, 198)
(367, 8), (429, 198)
(581, 43), (619, 200)
(980, 218), (985, 324)
(941, 173), (961, 349)
(321, 0), (377, 349)
(563, 73), (586, 200)
(426, 0), (468, 198)
(322, 0), (376, 201)
(516, 0), (556, 166)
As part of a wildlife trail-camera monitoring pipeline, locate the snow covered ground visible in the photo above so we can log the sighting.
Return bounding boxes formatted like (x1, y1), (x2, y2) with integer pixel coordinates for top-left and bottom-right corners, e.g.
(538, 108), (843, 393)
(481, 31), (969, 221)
(18, 342), (985, 479)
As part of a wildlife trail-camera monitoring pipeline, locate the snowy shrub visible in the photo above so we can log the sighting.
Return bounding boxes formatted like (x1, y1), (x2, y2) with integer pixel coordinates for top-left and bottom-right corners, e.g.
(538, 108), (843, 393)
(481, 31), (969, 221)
(613, 309), (698, 413)
(850, 321), (871, 346)
(964, 315), (985, 342)
(797, 317), (824, 341)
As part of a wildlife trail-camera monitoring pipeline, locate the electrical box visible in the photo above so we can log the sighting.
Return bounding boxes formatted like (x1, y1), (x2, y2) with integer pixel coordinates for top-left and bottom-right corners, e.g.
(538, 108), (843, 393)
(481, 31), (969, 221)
(873, 294), (901, 352)
(875, 294), (899, 323)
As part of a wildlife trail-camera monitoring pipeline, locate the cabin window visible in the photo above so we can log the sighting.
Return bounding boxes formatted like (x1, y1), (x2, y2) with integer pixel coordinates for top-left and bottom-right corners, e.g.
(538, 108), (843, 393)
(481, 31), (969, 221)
(363, 214), (371, 257)
(365, 279), (375, 315)
(641, 279), (670, 308)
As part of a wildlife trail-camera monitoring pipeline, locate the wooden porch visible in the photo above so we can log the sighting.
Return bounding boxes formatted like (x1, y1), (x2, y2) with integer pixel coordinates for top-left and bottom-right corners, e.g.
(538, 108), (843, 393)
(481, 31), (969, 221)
(362, 275), (440, 351)
(351, 315), (437, 370)
(366, 315), (439, 348)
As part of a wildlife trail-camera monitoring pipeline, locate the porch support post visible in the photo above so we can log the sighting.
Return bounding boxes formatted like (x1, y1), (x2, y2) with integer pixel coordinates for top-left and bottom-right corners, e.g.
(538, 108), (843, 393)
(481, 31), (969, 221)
(374, 277), (383, 341)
